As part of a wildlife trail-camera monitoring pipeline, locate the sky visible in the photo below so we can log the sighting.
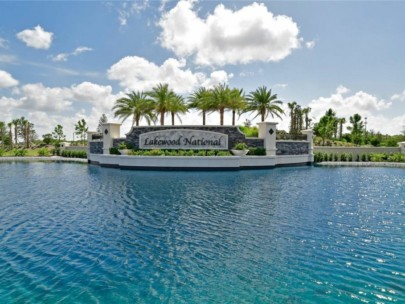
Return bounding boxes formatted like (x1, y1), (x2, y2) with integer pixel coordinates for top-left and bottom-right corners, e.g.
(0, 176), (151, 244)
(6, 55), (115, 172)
(0, 0), (404, 139)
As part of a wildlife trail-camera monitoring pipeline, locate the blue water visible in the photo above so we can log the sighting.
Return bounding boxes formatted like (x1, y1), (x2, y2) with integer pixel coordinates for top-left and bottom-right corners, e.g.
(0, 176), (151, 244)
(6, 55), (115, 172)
(0, 163), (404, 303)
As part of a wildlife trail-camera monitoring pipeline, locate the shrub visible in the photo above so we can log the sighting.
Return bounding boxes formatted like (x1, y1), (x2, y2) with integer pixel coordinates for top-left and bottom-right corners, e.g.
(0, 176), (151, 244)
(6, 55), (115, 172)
(233, 142), (249, 150)
(328, 153), (333, 161)
(13, 149), (27, 157)
(356, 154), (360, 162)
(387, 153), (405, 162)
(314, 152), (323, 163)
(0, 149), (4, 157)
(348, 153), (353, 162)
(361, 154), (367, 162)
(340, 153), (347, 162)
(61, 150), (87, 158)
(51, 148), (61, 156)
(239, 126), (259, 137)
(109, 147), (120, 155)
(217, 151), (232, 156)
(37, 148), (50, 156)
(118, 142), (127, 149)
(248, 147), (266, 156)
(334, 153), (339, 161)
(207, 150), (216, 156)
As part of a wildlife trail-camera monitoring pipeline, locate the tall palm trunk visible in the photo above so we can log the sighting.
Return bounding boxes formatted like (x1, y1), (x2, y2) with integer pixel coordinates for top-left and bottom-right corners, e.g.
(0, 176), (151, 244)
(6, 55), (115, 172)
(171, 112), (175, 126)
(202, 110), (206, 126)
(220, 108), (224, 125)
(232, 110), (236, 126)
(14, 125), (18, 145)
(9, 128), (12, 149)
(160, 111), (165, 125)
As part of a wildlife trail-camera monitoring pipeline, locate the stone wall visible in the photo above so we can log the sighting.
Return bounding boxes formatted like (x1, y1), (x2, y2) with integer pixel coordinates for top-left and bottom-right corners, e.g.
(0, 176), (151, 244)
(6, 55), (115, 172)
(116, 126), (263, 150)
(89, 141), (103, 154)
(276, 141), (309, 155)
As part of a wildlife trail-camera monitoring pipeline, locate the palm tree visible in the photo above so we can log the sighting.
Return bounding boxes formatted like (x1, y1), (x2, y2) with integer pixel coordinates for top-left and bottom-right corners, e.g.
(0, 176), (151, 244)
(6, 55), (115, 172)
(75, 119), (88, 145)
(187, 87), (213, 125)
(211, 83), (231, 125)
(288, 101), (297, 133)
(12, 119), (19, 146)
(0, 121), (5, 149)
(147, 83), (176, 125)
(338, 117), (346, 139)
(302, 107), (312, 129)
(113, 91), (155, 127)
(168, 95), (188, 126)
(228, 88), (246, 126)
(244, 86), (284, 122)
(7, 122), (13, 149)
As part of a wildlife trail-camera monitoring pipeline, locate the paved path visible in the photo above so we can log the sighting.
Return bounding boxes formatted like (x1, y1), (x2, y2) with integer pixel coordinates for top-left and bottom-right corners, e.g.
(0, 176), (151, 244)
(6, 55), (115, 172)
(0, 156), (88, 163)
(316, 161), (405, 168)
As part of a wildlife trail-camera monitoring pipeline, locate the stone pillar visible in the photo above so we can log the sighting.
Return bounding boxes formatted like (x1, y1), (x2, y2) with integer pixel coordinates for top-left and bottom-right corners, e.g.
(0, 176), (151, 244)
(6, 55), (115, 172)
(399, 142), (405, 154)
(302, 129), (314, 163)
(301, 129), (314, 155)
(102, 123), (121, 154)
(257, 122), (277, 156)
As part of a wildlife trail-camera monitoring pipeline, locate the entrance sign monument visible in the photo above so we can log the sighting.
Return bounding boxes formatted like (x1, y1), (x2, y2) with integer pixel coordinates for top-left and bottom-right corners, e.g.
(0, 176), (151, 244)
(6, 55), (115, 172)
(139, 129), (228, 150)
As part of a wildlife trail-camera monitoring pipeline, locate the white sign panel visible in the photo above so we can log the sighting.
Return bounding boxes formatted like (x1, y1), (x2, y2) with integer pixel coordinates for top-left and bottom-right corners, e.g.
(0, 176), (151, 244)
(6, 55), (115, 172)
(139, 129), (228, 150)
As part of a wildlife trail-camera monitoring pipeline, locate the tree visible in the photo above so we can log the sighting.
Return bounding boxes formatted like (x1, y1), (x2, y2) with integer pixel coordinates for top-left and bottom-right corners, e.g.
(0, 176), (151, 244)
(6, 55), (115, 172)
(42, 133), (53, 145)
(52, 124), (65, 145)
(314, 115), (335, 145)
(97, 114), (108, 133)
(7, 122), (13, 149)
(0, 121), (5, 148)
(244, 86), (284, 123)
(211, 83), (231, 125)
(338, 117), (346, 139)
(347, 114), (364, 145)
(147, 83), (176, 125)
(228, 88), (246, 126)
(168, 94), (188, 126)
(113, 91), (155, 127)
(302, 107), (312, 130)
(187, 87), (213, 126)
(288, 102), (297, 133)
(75, 119), (88, 145)
(12, 119), (19, 146)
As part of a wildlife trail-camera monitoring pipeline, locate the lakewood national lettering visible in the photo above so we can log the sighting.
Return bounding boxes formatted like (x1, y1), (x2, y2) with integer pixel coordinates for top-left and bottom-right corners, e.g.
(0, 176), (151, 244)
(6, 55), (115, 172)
(143, 136), (223, 147)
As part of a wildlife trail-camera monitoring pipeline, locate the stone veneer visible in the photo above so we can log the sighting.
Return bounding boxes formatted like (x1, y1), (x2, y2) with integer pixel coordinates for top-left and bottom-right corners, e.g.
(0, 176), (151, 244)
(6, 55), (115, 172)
(114, 126), (264, 150)
(89, 141), (103, 154)
(276, 141), (309, 155)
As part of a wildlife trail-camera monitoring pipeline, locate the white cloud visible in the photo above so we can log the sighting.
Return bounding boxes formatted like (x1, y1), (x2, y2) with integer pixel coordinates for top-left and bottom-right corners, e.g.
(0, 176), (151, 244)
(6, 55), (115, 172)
(19, 83), (73, 112)
(118, 0), (149, 26)
(51, 46), (93, 62)
(305, 40), (315, 49)
(72, 82), (116, 111)
(308, 86), (402, 134)
(274, 83), (288, 89)
(0, 37), (8, 48)
(159, 1), (301, 66)
(16, 25), (53, 49)
(51, 53), (69, 62)
(391, 90), (405, 102)
(107, 55), (232, 94)
(72, 46), (93, 55)
(201, 70), (233, 88)
(0, 55), (18, 64)
(0, 70), (19, 88)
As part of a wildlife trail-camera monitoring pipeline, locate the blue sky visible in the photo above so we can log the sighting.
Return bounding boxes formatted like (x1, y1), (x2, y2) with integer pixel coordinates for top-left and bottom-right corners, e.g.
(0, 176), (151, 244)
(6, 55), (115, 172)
(0, 0), (404, 138)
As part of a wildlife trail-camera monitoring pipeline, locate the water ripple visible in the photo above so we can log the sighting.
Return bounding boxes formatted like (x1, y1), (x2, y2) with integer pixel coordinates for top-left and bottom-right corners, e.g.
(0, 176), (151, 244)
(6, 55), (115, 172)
(0, 163), (404, 303)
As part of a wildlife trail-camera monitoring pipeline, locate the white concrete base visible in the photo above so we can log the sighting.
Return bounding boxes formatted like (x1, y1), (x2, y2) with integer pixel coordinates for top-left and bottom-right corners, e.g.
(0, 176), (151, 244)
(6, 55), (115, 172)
(88, 154), (311, 170)
(276, 154), (314, 166)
